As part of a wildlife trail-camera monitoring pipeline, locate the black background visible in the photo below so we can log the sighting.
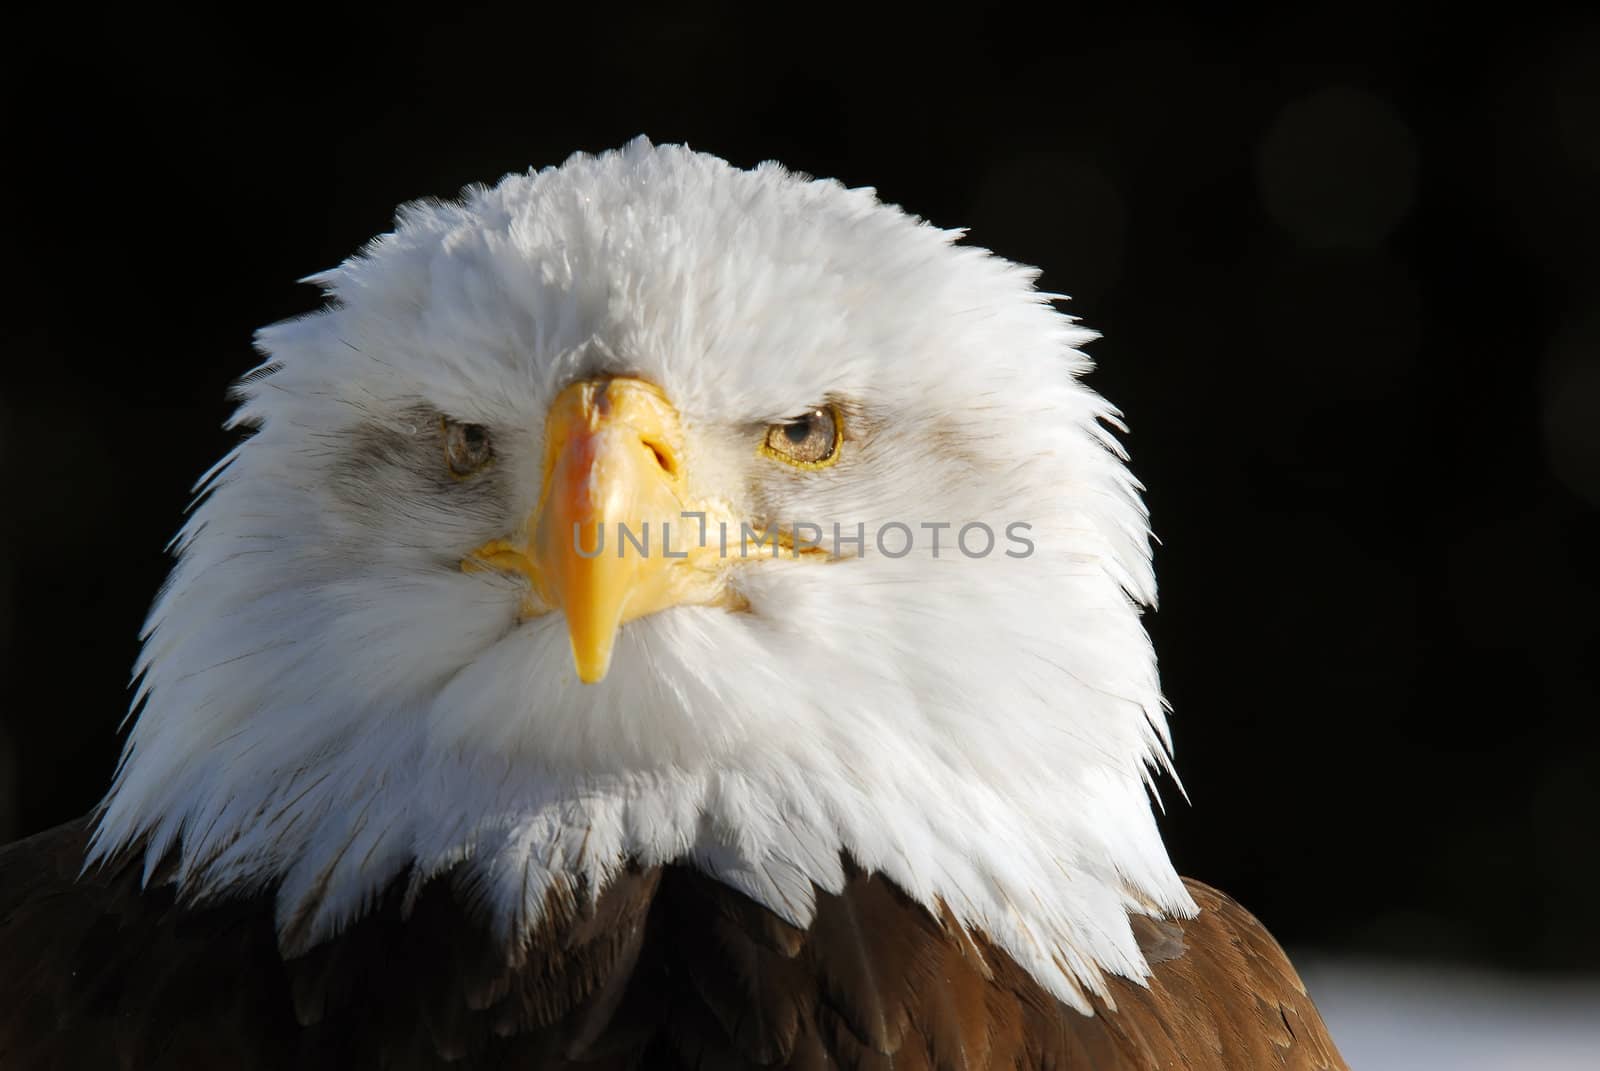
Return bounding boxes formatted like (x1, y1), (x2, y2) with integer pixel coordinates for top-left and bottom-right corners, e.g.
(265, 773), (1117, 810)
(3, 6), (1597, 973)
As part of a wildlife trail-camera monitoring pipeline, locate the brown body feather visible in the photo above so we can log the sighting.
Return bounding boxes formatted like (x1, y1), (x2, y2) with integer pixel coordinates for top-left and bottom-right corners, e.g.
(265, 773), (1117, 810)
(0, 819), (1346, 1069)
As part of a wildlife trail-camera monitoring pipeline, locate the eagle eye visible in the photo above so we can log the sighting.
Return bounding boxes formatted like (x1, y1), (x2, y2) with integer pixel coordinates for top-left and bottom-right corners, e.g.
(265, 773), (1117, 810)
(443, 418), (494, 478)
(760, 405), (841, 469)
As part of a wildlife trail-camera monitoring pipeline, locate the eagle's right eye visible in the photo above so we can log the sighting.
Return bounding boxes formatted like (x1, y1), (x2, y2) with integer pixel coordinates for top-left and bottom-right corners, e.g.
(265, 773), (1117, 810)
(443, 418), (494, 478)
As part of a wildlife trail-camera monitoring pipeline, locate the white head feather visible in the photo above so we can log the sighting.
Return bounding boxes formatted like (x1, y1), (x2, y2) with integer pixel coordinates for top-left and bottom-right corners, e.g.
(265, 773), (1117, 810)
(89, 138), (1194, 1010)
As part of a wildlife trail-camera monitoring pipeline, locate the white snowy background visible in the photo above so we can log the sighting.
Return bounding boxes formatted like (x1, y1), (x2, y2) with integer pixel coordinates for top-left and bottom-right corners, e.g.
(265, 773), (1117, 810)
(1299, 959), (1600, 1070)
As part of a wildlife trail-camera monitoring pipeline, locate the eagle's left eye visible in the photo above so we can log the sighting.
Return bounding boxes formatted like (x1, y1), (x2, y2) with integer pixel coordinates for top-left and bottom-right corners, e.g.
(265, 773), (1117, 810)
(760, 405), (842, 469)
(443, 418), (494, 478)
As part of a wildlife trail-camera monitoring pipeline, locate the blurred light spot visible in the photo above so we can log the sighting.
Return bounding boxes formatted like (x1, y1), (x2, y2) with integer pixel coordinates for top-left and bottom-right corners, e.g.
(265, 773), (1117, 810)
(1541, 308), (1600, 507)
(969, 152), (1126, 304)
(1258, 87), (1418, 249)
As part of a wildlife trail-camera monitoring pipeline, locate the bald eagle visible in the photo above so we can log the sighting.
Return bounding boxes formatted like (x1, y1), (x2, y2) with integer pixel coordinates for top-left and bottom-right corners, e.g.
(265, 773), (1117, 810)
(0, 140), (1346, 1069)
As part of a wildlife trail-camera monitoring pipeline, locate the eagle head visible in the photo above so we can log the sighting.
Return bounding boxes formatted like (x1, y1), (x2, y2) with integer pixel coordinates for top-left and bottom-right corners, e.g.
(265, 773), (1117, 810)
(91, 138), (1193, 1009)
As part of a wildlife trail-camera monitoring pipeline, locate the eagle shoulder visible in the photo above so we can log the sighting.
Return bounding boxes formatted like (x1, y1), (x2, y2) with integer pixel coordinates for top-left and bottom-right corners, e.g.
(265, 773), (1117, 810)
(666, 866), (1349, 1070)
(1082, 879), (1351, 1070)
(0, 817), (663, 1068)
(0, 817), (303, 1067)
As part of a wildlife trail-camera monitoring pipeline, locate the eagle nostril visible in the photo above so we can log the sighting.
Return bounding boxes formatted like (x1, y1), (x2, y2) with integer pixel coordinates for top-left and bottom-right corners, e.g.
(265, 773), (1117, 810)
(642, 438), (676, 478)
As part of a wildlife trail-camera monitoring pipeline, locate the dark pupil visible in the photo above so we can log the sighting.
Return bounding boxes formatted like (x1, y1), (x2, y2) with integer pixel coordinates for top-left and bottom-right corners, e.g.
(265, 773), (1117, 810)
(783, 418), (813, 444)
(462, 425), (486, 450)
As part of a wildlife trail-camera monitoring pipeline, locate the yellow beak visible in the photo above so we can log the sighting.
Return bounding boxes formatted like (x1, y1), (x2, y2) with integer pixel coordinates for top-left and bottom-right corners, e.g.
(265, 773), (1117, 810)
(464, 377), (735, 683)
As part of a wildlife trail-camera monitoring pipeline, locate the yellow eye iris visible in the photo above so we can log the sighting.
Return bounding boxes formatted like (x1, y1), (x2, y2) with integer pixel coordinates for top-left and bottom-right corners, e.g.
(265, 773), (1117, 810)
(443, 417), (494, 478)
(760, 405), (842, 469)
